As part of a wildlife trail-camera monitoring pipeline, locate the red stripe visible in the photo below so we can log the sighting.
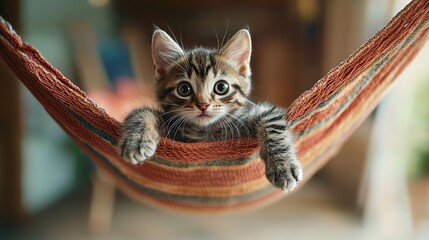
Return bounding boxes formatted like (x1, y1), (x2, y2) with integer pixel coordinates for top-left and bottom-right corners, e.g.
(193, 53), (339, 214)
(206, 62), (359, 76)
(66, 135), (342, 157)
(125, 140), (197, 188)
(155, 138), (260, 162)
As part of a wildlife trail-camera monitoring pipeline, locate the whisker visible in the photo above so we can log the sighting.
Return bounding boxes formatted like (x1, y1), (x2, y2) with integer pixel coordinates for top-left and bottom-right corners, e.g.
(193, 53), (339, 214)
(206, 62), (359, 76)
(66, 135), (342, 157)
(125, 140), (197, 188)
(159, 109), (185, 119)
(245, 99), (257, 106)
(165, 114), (185, 139)
(181, 117), (189, 141)
(237, 105), (258, 127)
(162, 115), (179, 134)
(218, 117), (227, 145)
(221, 20), (230, 49)
(219, 117), (229, 142)
(167, 26), (180, 47)
(225, 116), (242, 145)
(179, 29), (185, 51)
(213, 26), (220, 51)
(166, 56), (188, 73)
(225, 112), (255, 146)
(220, 116), (235, 149)
(172, 115), (187, 145)
(225, 113), (249, 134)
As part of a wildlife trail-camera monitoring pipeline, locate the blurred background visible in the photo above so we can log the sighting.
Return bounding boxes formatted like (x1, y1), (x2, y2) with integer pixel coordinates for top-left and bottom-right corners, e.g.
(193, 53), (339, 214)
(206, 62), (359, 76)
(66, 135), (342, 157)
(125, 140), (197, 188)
(0, 0), (429, 239)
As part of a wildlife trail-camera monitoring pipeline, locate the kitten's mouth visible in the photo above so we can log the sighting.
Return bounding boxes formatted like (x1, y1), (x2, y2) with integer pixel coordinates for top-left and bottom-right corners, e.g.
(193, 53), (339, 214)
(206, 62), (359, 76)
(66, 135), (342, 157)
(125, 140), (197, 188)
(197, 113), (211, 118)
(194, 112), (220, 126)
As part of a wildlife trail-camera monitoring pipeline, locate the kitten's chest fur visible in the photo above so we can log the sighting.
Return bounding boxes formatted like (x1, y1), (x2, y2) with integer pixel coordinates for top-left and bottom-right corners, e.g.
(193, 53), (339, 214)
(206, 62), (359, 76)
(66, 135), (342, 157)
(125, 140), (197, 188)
(165, 123), (221, 142)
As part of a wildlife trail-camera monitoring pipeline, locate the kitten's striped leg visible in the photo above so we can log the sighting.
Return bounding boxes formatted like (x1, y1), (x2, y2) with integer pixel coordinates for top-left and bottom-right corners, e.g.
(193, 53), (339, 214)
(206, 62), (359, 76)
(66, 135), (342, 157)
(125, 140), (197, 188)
(250, 103), (303, 191)
(118, 108), (161, 165)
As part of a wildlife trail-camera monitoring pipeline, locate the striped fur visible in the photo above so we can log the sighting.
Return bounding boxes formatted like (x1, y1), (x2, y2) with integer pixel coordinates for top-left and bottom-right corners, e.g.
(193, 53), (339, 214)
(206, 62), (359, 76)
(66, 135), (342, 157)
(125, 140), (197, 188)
(120, 29), (303, 191)
(0, 0), (427, 211)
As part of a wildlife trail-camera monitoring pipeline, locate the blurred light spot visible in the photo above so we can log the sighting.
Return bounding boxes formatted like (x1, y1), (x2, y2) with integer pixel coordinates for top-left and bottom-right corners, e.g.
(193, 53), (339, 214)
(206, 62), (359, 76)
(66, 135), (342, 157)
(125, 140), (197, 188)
(296, 0), (320, 22)
(88, 0), (110, 8)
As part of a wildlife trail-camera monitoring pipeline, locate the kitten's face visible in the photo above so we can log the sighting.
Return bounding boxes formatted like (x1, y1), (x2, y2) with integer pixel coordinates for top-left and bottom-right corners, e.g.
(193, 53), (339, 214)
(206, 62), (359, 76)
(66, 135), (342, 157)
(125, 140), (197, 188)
(152, 29), (252, 127)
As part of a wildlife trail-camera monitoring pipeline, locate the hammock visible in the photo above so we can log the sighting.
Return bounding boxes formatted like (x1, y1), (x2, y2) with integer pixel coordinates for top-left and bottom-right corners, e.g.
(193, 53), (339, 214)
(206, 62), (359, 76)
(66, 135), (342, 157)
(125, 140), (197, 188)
(0, 0), (428, 212)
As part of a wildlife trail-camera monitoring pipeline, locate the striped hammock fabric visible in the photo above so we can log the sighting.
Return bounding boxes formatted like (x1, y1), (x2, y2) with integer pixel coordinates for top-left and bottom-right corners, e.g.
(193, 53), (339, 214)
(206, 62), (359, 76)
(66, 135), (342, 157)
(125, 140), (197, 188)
(0, 0), (428, 212)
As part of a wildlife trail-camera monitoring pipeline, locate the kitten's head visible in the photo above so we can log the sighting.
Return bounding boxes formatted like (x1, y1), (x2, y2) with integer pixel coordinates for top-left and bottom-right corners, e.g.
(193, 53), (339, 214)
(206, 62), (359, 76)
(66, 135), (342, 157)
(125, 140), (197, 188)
(152, 29), (252, 127)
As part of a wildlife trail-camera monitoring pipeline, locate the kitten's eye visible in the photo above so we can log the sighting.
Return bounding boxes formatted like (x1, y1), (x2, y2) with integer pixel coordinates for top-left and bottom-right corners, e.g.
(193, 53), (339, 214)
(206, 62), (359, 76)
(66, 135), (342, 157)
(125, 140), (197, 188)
(177, 81), (193, 97)
(214, 80), (229, 95)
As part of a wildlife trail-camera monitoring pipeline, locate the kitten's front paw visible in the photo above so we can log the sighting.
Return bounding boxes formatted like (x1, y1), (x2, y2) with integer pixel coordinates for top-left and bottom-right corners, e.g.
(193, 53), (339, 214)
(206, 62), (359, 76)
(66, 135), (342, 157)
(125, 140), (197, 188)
(264, 155), (303, 192)
(119, 128), (159, 165)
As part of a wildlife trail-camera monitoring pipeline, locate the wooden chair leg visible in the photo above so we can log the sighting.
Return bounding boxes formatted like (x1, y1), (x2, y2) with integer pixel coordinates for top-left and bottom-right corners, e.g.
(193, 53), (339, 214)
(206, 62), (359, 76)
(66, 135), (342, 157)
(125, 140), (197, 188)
(0, 0), (25, 223)
(88, 168), (116, 235)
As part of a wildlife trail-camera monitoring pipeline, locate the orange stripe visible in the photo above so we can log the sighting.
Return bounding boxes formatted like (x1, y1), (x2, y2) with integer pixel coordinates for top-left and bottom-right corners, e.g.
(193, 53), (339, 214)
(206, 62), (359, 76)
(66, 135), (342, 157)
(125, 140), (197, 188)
(131, 175), (271, 198)
(117, 179), (282, 213)
(132, 159), (265, 187)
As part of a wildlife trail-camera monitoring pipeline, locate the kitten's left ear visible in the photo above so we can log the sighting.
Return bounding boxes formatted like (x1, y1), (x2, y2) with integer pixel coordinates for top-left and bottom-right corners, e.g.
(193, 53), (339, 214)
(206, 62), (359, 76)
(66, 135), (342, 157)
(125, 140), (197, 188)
(152, 29), (184, 79)
(219, 29), (252, 77)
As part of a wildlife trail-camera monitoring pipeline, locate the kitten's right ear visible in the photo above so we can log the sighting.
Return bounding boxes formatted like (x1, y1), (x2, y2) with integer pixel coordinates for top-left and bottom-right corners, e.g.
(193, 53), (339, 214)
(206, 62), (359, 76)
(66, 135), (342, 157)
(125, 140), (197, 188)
(152, 29), (184, 78)
(219, 29), (252, 77)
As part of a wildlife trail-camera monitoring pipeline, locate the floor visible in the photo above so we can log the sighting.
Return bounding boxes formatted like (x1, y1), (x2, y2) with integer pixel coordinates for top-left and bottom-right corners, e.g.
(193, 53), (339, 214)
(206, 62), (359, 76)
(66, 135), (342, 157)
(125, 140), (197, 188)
(6, 180), (366, 240)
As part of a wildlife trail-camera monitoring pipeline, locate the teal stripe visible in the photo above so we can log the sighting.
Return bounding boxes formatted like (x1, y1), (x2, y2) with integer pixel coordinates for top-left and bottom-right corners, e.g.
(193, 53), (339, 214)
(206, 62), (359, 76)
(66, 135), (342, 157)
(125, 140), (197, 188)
(46, 91), (118, 146)
(65, 106), (117, 145)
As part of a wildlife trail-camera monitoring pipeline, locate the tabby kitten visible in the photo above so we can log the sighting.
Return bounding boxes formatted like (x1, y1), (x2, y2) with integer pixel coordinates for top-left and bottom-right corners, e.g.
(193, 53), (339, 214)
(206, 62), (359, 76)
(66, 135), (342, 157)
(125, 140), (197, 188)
(119, 29), (302, 191)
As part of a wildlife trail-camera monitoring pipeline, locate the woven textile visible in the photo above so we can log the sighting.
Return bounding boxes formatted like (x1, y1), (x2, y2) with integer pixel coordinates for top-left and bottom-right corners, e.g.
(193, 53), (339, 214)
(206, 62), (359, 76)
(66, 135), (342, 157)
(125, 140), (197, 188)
(0, 0), (428, 212)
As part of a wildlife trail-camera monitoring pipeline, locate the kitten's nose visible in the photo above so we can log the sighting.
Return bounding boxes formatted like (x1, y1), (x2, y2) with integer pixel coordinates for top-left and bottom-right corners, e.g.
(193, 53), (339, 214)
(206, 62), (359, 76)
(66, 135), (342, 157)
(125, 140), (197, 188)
(198, 103), (210, 112)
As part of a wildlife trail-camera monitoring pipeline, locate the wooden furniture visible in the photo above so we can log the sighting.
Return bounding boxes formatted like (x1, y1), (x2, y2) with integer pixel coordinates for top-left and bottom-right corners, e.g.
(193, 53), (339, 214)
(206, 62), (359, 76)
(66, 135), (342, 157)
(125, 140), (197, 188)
(0, 0), (24, 222)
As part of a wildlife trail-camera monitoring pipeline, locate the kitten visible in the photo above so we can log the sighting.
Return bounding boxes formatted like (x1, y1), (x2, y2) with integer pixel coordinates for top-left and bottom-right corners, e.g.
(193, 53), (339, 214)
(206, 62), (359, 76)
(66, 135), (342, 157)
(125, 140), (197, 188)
(118, 29), (303, 191)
